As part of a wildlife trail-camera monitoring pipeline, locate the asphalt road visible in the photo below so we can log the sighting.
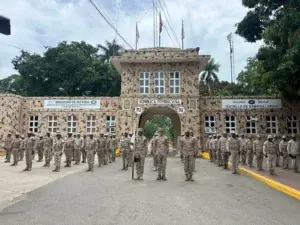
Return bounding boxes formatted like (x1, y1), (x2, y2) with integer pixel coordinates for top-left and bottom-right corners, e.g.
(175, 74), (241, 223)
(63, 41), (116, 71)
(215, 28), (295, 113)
(0, 157), (299, 225)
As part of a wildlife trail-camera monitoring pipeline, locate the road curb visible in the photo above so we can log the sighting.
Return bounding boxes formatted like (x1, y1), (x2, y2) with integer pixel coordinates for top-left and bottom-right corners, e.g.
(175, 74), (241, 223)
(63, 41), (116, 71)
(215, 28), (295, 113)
(200, 152), (300, 200)
(0, 152), (5, 156)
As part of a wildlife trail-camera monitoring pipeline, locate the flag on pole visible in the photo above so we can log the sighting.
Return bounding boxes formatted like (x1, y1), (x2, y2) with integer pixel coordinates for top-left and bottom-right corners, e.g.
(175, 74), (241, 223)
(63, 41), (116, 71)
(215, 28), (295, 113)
(181, 20), (184, 40)
(136, 22), (140, 43)
(159, 12), (163, 33)
(227, 32), (232, 42)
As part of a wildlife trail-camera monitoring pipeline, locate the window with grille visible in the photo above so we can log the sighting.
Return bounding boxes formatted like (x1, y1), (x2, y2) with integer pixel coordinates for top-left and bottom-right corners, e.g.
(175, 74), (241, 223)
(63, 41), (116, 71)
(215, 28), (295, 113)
(106, 115), (116, 133)
(67, 115), (77, 134)
(205, 116), (215, 128)
(225, 116), (236, 133)
(246, 116), (257, 134)
(86, 115), (96, 134)
(139, 72), (150, 94)
(154, 72), (164, 94)
(266, 116), (277, 134)
(48, 115), (58, 133)
(169, 72), (180, 94)
(287, 116), (298, 134)
(28, 115), (39, 133)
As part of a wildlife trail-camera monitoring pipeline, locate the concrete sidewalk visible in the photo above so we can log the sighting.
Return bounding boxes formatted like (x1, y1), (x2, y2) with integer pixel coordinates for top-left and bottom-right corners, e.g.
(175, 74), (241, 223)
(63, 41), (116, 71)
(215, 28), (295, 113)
(200, 152), (300, 200)
(0, 155), (91, 211)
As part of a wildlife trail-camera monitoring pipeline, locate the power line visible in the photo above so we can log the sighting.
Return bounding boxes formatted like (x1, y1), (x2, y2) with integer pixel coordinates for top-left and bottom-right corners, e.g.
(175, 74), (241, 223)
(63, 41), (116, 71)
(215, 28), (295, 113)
(88, 0), (133, 49)
(0, 42), (28, 51)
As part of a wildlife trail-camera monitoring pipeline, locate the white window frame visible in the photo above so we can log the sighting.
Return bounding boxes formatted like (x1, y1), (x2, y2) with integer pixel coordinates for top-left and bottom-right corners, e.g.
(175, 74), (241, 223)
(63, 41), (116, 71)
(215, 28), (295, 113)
(154, 72), (165, 94)
(106, 115), (116, 133)
(225, 116), (236, 133)
(169, 71), (180, 94)
(28, 115), (39, 133)
(205, 116), (215, 128)
(266, 115), (277, 134)
(287, 116), (298, 134)
(139, 72), (150, 94)
(246, 116), (257, 134)
(86, 115), (96, 134)
(48, 115), (58, 133)
(67, 115), (77, 134)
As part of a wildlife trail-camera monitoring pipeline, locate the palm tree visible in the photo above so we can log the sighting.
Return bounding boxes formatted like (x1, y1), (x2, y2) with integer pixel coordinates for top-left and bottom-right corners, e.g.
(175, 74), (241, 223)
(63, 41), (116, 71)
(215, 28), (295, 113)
(98, 39), (124, 64)
(200, 58), (220, 96)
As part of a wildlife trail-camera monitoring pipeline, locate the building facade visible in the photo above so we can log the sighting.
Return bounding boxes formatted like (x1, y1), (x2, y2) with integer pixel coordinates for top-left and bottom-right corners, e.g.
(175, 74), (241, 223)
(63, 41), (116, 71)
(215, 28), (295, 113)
(0, 47), (299, 150)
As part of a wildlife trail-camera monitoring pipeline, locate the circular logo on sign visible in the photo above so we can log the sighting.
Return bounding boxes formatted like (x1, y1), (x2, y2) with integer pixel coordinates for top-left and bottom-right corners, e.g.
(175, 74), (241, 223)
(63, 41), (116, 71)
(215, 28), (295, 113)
(177, 107), (185, 114)
(135, 107), (143, 114)
(248, 100), (255, 104)
(91, 100), (96, 104)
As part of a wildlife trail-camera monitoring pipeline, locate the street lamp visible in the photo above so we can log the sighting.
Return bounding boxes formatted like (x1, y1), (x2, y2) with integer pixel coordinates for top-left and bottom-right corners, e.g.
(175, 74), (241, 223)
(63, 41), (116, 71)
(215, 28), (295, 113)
(0, 15), (11, 35)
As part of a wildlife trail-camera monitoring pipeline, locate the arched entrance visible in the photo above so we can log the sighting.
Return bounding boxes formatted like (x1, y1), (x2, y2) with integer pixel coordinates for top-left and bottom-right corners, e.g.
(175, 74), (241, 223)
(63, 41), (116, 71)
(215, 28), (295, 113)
(138, 107), (181, 146)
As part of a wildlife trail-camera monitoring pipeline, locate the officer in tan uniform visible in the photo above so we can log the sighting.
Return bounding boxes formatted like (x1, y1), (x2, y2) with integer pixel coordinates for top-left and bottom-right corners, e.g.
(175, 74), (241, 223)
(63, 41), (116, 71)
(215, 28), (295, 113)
(43, 132), (53, 167)
(97, 132), (107, 167)
(154, 128), (169, 181)
(219, 131), (228, 169)
(23, 133), (35, 171)
(120, 132), (131, 170)
(86, 133), (97, 172)
(253, 134), (264, 171)
(133, 128), (147, 180)
(64, 133), (74, 167)
(52, 132), (64, 172)
(10, 133), (22, 166)
(4, 132), (13, 163)
(226, 130), (240, 174)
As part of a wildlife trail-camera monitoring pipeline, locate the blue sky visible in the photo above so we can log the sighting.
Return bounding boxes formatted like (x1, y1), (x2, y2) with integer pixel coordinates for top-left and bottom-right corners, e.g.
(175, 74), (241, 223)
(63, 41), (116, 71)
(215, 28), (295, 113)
(0, 0), (262, 80)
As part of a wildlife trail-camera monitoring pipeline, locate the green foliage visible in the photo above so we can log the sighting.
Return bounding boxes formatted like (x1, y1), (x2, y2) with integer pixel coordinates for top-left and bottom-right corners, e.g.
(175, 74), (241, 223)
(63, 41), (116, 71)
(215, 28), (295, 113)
(143, 115), (174, 141)
(0, 40), (122, 96)
(200, 58), (220, 96)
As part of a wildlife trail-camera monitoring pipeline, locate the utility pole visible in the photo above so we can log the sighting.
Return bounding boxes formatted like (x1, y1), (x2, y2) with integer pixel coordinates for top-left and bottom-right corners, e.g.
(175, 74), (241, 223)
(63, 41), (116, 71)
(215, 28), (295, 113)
(227, 32), (235, 83)
(153, 0), (156, 47)
(0, 15), (11, 35)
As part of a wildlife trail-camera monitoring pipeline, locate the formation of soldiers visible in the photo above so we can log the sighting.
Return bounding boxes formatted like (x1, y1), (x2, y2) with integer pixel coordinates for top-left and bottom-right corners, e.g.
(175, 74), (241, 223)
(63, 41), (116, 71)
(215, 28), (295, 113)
(2, 131), (122, 172)
(205, 131), (300, 175)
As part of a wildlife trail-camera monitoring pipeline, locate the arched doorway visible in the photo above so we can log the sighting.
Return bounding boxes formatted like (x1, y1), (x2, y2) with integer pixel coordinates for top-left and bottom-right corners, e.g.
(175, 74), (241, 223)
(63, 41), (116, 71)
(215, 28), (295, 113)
(138, 107), (181, 147)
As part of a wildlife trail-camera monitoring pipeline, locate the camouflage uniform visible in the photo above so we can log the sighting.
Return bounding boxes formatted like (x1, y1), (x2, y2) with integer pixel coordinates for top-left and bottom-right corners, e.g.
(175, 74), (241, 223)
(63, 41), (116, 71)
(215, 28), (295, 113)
(4, 134), (13, 163)
(97, 134), (106, 166)
(154, 128), (169, 180)
(226, 131), (240, 174)
(219, 132), (228, 169)
(133, 128), (147, 180)
(36, 135), (44, 162)
(209, 136), (216, 162)
(273, 135), (280, 167)
(253, 135), (264, 171)
(239, 134), (246, 165)
(52, 135), (64, 172)
(86, 136), (97, 171)
(189, 131), (197, 172)
(263, 135), (277, 175)
(64, 135), (74, 167)
(43, 134), (53, 167)
(246, 136), (254, 167)
(81, 135), (87, 163)
(19, 136), (25, 161)
(180, 132), (197, 181)
(128, 133), (133, 167)
(31, 134), (38, 160)
(287, 135), (300, 173)
(120, 134), (131, 170)
(151, 133), (158, 170)
(178, 134), (184, 162)
(216, 134), (222, 166)
(11, 134), (22, 166)
(279, 136), (289, 169)
(112, 134), (118, 162)
(74, 135), (83, 164)
(23, 135), (35, 171)
(106, 135), (115, 163)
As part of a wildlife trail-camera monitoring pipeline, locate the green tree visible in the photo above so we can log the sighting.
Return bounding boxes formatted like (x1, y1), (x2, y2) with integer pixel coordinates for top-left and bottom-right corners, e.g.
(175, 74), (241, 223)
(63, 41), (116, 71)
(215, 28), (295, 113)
(98, 39), (123, 64)
(200, 58), (220, 96)
(0, 74), (23, 94)
(236, 0), (300, 99)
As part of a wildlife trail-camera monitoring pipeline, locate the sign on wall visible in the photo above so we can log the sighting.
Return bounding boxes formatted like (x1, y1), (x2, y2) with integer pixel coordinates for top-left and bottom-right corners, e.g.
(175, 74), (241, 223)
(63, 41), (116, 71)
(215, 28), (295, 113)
(135, 107), (143, 114)
(138, 99), (181, 104)
(44, 99), (101, 109)
(177, 107), (185, 113)
(221, 99), (282, 109)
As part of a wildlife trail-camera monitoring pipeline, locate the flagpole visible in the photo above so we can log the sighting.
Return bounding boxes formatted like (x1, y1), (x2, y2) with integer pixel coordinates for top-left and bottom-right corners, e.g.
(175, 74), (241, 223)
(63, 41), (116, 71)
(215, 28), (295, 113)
(159, 12), (161, 47)
(181, 20), (184, 49)
(135, 22), (138, 50)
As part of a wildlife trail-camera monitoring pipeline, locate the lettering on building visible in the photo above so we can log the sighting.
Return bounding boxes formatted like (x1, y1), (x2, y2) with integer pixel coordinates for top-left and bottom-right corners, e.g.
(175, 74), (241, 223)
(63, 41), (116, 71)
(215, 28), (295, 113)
(44, 99), (101, 109)
(221, 99), (282, 109)
(138, 99), (182, 104)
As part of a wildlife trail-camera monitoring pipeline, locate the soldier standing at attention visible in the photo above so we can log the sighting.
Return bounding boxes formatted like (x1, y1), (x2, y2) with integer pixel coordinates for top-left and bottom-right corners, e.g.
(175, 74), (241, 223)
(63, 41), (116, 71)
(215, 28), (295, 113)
(36, 135), (44, 162)
(279, 135), (289, 169)
(52, 132), (64, 172)
(120, 132), (131, 170)
(64, 133), (74, 167)
(106, 133), (114, 163)
(74, 133), (83, 165)
(97, 132), (106, 167)
(226, 131), (240, 174)
(128, 132), (133, 167)
(246, 135), (254, 167)
(133, 128), (147, 180)
(178, 133), (184, 162)
(206, 135), (212, 154)
(219, 132), (228, 169)
(19, 135), (25, 161)
(72, 134), (76, 161)
(209, 134), (215, 162)
(215, 134), (221, 166)
(180, 130), (197, 181)
(112, 133), (118, 162)
(263, 135), (277, 175)
(189, 130), (197, 172)
(23, 133), (35, 171)
(4, 132), (13, 163)
(31, 133), (37, 160)
(10, 133), (22, 166)
(287, 134), (300, 173)
(81, 135), (87, 163)
(154, 128), (169, 181)
(43, 132), (53, 167)
(151, 132), (158, 170)
(253, 135), (264, 171)
(86, 134), (97, 172)
(239, 133), (246, 165)
(273, 134), (281, 167)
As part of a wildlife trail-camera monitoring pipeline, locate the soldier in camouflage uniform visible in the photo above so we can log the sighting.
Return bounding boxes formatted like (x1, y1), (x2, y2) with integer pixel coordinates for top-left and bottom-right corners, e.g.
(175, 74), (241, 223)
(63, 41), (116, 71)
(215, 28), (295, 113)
(273, 134), (280, 167)
(263, 135), (277, 175)
(43, 132), (53, 167)
(128, 132), (133, 167)
(253, 134), (264, 171)
(81, 135), (87, 163)
(239, 133), (246, 165)
(287, 134), (300, 173)
(154, 128), (169, 181)
(72, 134), (76, 161)
(226, 130), (240, 174)
(151, 132), (158, 170)
(23, 133), (35, 171)
(86, 134), (97, 172)
(215, 134), (222, 166)
(180, 130), (197, 181)
(246, 135), (254, 167)
(4, 133), (13, 163)
(279, 135), (289, 169)
(19, 135), (25, 161)
(52, 133), (64, 172)
(189, 130), (197, 172)
(106, 133), (115, 163)
(120, 132), (131, 170)
(209, 135), (216, 162)
(31, 133), (37, 160)
(97, 132), (106, 167)
(36, 135), (44, 162)
(64, 133), (74, 167)
(178, 133), (184, 162)
(74, 133), (83, 165)
(10, 133), (22, 166)
(111, 133), (118, 162)
(133, 128), (147, 180)
(219, 132), (228, 169)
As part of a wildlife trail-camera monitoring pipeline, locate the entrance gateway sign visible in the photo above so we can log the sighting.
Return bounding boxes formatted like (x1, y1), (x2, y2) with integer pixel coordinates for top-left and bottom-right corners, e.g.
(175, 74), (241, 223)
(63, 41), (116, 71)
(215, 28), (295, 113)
(138, 99), (181, 104)
(44, 99), (101, 109)
(221, 99), (282, 109)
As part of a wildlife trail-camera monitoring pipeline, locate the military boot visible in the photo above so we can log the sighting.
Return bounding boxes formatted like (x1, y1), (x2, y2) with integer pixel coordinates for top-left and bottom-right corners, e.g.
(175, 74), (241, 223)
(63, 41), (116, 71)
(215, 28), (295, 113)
(161, 175), (167, 181)
(190, 175), (194, 181)
(23, 167), (29, 171)
(185, 174), (189, 181)
(156, 174), (161, 180)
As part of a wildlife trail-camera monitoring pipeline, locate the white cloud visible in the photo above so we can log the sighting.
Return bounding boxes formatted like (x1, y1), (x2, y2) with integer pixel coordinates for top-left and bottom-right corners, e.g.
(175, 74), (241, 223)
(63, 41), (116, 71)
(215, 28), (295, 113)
(0, 0), (261, 81)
